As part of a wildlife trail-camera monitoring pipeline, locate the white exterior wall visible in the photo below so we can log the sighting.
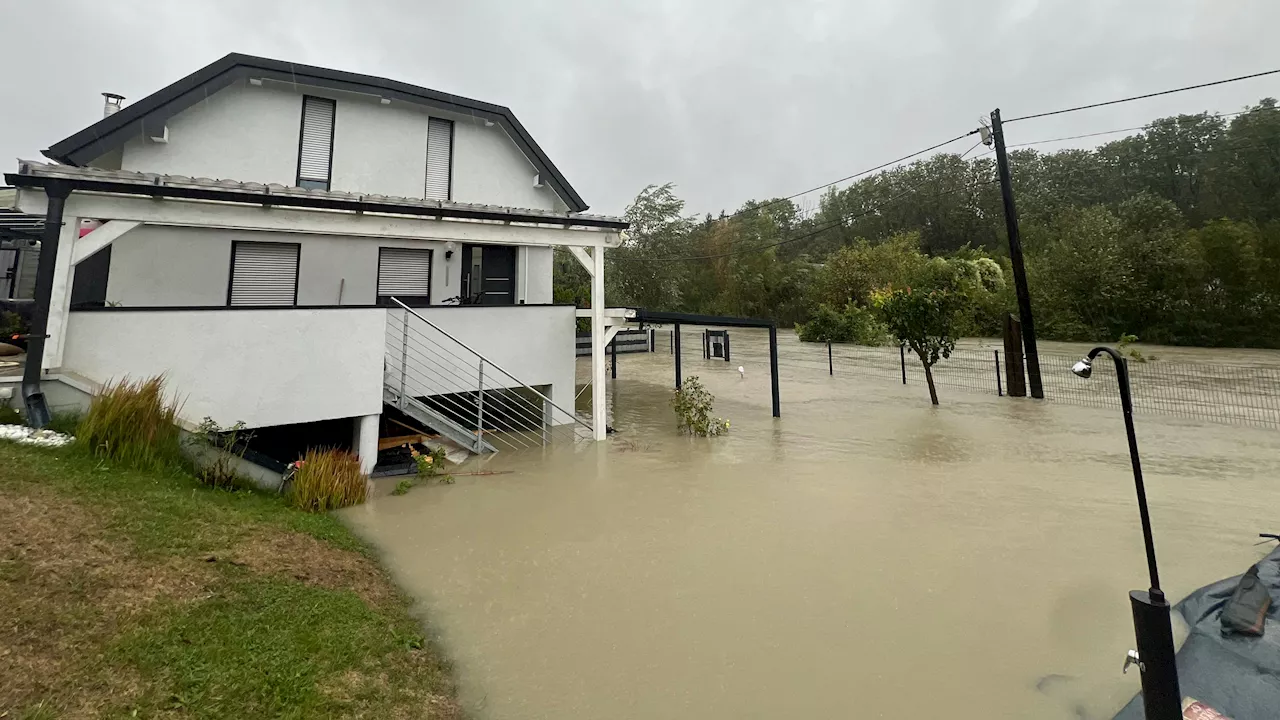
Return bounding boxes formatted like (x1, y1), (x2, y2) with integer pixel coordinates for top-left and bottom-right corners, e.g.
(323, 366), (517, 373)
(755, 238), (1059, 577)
(120, 81), (300, 185)
(387, 306), (576, 418)
(114, 79), (569, 210)
(102, 226), (555, 307)
(62, 308), (386, 429)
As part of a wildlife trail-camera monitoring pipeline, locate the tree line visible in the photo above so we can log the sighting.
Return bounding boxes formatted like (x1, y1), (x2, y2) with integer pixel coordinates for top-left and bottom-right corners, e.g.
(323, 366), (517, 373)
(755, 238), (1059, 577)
(555, 98), (1280, 348)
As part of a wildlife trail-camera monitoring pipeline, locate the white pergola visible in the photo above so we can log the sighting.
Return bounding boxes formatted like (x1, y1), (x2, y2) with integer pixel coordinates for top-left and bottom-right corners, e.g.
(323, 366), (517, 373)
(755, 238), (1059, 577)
(9, 161), (624, 441)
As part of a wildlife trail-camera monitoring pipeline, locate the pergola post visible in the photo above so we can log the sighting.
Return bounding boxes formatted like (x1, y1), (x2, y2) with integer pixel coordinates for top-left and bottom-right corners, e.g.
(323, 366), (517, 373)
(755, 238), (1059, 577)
(591, 246), (606, 440)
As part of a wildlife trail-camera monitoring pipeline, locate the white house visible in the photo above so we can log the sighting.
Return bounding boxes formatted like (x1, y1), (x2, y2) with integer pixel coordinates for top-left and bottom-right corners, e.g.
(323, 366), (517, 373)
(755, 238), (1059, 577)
(2, 53), (628, 472)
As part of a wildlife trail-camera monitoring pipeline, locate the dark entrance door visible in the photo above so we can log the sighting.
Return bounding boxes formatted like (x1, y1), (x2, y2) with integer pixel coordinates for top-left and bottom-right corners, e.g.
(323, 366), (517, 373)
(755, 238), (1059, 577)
(461, 244), (516, 305)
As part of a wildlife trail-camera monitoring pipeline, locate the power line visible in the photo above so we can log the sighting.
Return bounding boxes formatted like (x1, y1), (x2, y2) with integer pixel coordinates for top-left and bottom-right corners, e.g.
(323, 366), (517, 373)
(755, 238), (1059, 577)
(971, 107), (1280, 157)
(648, 178), (1000, 263)
(1005, 68), (1280, 123)
(687, 130), (978, 225)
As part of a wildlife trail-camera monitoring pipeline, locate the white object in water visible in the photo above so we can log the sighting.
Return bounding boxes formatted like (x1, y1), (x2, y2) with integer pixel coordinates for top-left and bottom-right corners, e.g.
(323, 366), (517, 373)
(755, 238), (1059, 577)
(737, 366), (745, 378)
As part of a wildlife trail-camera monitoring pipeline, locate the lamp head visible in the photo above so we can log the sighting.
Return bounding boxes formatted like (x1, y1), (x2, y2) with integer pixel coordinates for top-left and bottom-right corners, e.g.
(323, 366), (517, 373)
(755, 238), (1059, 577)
(1071, 357), (1093, 379)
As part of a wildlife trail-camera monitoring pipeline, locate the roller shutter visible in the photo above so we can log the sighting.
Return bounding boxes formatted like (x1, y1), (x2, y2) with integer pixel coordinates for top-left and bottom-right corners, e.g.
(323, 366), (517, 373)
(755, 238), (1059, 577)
(424, 117), (453, 200)
(298, 96), (335, 188)
(229, 242), (299, 306)
(378, 248), (432, 300)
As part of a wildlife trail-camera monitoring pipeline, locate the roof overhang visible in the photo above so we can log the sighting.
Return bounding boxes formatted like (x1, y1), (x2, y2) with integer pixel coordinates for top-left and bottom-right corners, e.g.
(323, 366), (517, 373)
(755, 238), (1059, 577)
(6, 162), (628, 231)
(0, 187), (44, 245)
(42, 53), (593, 212)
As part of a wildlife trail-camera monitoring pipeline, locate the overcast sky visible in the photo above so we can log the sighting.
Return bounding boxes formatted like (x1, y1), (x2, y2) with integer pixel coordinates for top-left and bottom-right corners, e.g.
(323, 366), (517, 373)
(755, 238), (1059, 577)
(2, 0), (1278, 216)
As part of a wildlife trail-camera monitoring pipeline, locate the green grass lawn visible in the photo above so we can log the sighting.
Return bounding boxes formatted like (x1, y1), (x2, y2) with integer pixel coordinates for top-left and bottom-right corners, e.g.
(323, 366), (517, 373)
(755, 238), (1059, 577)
(0, 442), (462, 719)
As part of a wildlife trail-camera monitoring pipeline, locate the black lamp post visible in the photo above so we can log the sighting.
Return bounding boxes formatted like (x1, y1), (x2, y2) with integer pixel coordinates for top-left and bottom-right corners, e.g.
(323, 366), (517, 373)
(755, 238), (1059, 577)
(1072, 346), (1181, 720)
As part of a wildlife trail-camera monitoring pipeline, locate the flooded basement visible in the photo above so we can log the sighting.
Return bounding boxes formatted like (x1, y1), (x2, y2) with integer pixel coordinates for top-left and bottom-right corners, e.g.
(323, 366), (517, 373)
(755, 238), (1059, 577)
(343, 330), (1280, 719)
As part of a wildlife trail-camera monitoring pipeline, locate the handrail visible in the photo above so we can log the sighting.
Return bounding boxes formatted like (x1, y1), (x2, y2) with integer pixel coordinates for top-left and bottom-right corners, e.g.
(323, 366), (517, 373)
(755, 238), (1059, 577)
(388, 297), (593, 433)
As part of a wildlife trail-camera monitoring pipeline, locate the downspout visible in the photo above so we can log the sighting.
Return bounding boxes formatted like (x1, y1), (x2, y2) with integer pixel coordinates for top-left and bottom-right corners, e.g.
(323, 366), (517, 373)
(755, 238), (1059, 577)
(21, 180), (72, 428)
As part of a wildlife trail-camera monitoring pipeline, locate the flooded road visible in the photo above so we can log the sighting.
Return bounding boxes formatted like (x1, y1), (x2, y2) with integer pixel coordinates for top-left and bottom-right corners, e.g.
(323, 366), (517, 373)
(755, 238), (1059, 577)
(344, 330), (1280, 719)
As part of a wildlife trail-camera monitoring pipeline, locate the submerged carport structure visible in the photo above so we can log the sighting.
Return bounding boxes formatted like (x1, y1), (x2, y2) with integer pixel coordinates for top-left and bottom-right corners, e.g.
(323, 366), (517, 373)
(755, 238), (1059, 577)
(633, 309), (781, 419)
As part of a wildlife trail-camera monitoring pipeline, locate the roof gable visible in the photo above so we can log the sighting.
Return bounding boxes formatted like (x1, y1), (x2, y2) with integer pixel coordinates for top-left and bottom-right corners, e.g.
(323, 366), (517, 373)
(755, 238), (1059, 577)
(43, 53), (589, 212)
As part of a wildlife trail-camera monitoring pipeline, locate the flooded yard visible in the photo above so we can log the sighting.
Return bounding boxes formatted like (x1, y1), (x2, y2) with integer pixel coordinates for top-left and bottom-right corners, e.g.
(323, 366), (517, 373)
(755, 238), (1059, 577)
(343, 330), (1280, 719)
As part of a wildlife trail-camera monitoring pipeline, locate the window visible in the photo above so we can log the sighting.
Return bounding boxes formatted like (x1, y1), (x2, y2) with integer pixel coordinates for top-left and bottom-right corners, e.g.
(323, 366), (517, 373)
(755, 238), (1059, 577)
(297, 96), (336, 190)
(228, 241), (300, 306)
(424, 117), (453, 200)
(377, 247), (432, 306)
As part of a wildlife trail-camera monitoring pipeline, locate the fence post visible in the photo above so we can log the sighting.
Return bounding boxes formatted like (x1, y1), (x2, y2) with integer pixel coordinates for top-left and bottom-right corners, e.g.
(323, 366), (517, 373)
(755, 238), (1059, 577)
(725, 332), (731, 362)
(995, 349), (1003, 397)
(1003, 314), (1027, 397)
(674, 323), (683, 388)
(650, 327), (656, 353)
(669, 330), (673, 355)
(828, 341), (833, 376)
(476, 359), (486, 453)
(769, 324), (781, 418)
(610, 335), (617, 379)
(900, 344), (907, 384)
(703, 330), (709, 359)
(399, 314), (409, 409)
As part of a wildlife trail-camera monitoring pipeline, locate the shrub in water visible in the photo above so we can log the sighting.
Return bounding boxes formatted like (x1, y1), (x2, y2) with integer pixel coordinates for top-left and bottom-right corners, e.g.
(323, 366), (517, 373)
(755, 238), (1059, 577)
(796, 303), (888, 345)
(671, 376), (729, 437)
(79, 376), (182, 469)
(286, 448), (368, 512)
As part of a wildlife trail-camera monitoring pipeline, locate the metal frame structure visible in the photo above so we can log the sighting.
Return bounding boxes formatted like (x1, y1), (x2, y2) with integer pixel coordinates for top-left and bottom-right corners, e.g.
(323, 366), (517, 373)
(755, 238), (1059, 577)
(633, 309), (781, 419)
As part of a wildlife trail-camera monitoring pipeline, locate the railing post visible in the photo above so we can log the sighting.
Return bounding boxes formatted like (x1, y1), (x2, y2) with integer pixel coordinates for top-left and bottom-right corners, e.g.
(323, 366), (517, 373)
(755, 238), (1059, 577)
(827, 340), (833, 376)
(541, 395), (550, 446)
(900, 344), (907, 384)
(725, 332), (731, 362)
(399, 313), (409, 408)
(476, 359), (486, 453)
(995, 349), (1003, 397)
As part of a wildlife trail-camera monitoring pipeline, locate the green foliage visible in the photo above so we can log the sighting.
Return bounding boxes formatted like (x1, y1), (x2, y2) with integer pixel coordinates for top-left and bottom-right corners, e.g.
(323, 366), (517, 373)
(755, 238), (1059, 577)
(79, 376), (182, 471)
(286, 448), (368, 512)
(1, 310), (28, 338)
(393, 445), (453, 496)
(0, 406), (22, 425)
(872, 287), (963, 405)
(556, 99), (1280, 349)
(671, 376), (729, 437)
(187, 417), (254, 490)
(796, 303), (888, 344)
(44, 411), (83, 436)
(392, 478), (413, 496)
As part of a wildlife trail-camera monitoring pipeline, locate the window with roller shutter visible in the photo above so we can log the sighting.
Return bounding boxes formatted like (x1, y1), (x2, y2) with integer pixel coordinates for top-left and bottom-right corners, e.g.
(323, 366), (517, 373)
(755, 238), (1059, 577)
(296, 96), (336, 190)
(227, 241), (300, 306)
(377, 247), (432, 306)
(424, 117), (453, 200)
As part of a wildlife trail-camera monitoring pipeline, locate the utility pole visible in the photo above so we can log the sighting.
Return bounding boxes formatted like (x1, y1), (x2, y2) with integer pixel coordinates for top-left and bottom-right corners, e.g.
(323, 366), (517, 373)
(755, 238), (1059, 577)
(987, 109), (1043, 399)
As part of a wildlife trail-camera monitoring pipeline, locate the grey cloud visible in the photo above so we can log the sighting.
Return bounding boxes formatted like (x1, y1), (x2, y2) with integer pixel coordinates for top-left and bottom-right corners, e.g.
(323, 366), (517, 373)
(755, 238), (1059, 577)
(2, 0), (1277, 216)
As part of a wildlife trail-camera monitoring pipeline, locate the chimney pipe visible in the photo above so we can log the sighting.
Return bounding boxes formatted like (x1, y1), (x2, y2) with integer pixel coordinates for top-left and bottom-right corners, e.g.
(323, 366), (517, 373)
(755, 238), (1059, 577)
(102, 92), (125, 118)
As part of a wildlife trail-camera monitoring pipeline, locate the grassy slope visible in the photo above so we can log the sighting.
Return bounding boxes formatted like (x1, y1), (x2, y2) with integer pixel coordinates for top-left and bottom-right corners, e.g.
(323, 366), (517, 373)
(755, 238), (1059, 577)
(0, 442), (461, 719)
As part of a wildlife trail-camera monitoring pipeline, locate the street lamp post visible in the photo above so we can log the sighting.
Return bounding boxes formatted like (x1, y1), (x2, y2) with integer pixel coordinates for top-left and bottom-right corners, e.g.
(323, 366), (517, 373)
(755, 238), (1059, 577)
(1072, 346), (1181, 720)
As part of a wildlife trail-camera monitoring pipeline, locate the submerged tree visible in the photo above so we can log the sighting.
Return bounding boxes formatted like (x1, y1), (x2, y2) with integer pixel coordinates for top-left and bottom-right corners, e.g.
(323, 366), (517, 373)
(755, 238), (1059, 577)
(872, 287), (962, 405)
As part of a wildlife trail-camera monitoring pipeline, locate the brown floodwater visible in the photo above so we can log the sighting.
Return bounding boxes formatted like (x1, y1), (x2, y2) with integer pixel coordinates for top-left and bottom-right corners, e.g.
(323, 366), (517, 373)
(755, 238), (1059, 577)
(343, 329), (1280, 719)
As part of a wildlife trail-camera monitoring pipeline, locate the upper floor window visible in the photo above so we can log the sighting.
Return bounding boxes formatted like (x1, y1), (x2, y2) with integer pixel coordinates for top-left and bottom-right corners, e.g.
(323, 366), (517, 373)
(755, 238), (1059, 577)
(425, 117), (453, 201)
(297, 96), (336, 190)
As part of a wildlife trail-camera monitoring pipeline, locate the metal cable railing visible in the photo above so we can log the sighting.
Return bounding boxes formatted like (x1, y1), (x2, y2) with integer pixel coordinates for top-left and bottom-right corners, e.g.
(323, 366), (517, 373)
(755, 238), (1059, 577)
(384, 301), (591, 453)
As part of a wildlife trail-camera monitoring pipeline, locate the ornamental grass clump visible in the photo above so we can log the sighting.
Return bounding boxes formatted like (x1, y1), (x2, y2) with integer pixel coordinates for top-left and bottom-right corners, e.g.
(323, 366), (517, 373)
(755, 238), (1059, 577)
(286, 448), (368, 512)
(79, 376), (182, 470)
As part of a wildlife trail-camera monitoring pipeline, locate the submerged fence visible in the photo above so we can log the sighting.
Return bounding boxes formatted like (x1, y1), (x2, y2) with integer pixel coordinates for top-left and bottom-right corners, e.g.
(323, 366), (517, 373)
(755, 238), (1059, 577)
(791, 341), (1280, 429)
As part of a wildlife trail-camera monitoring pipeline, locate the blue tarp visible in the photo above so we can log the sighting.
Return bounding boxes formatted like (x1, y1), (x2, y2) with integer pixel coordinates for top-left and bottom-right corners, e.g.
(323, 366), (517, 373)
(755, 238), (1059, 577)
(1113, 544), (1280, 720)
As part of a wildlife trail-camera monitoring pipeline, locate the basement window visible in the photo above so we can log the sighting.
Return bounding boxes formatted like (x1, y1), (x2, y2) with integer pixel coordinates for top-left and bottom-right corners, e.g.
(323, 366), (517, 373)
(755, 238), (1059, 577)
(297, 96), (336, 190)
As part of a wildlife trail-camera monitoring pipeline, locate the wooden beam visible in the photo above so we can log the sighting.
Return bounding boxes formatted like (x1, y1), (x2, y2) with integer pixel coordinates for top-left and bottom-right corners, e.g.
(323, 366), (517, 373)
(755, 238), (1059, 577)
(568, 246), (594, 276)
(71, 220), (142, 265)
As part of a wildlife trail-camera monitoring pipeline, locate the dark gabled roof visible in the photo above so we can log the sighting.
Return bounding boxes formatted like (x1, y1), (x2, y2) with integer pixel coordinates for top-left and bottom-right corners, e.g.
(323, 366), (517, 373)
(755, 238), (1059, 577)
(43, 53), (590, 212)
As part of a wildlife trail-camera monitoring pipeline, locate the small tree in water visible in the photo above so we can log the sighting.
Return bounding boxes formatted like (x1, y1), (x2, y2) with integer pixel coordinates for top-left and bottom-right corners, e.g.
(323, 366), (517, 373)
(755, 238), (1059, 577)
(671, 376), (729, 436)
(872, 287), (961, 405)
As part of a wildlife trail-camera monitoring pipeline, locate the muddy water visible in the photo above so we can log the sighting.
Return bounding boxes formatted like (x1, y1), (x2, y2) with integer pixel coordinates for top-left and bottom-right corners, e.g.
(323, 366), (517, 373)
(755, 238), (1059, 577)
(343, 329), (1280, 719)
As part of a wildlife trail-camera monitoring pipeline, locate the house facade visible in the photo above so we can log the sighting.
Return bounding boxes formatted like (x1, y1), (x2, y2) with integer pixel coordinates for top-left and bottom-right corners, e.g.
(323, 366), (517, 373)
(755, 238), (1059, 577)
(3, 54), (626, 472)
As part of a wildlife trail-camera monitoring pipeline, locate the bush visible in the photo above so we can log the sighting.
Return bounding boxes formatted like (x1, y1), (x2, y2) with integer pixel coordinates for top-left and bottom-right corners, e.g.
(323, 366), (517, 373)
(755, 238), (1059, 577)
(671, 376), (729, 437)
(286, 448), (368, 512)
(0, 406), (22, 425)
(45, 411), (83, 436)
(796, 303), (888, 345)
(1, 310), (28, 338)
(79, 376), (182, 470)
(187, 417), (254, 490)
